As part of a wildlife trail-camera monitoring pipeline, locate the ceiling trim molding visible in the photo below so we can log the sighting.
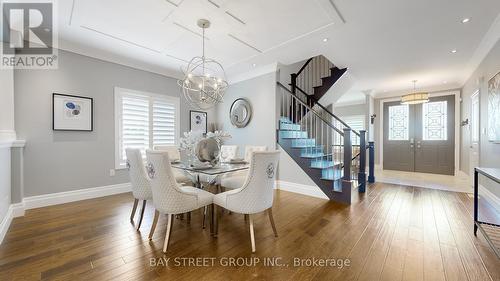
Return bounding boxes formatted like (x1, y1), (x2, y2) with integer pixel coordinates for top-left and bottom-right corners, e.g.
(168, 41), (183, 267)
(227, 34), (262, 53)
(80, 25), (162, 54)
(462, 13), (500, 85)
(373, 87), (462, 100)
(56, 43), (184, 80)
(69, 0), (77, 25)
(334, 100), (366, 107)
(227, 62), (278, 84)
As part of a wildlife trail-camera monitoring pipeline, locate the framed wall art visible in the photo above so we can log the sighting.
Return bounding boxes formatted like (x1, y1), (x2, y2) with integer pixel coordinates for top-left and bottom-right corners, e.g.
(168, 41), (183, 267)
(53, 93), (93, 131)
(190, 110), (207, 134)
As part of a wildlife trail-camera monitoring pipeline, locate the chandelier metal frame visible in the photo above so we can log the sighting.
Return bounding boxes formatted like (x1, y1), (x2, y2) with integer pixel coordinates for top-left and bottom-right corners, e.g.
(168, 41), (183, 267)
(177, 19), (228, 110)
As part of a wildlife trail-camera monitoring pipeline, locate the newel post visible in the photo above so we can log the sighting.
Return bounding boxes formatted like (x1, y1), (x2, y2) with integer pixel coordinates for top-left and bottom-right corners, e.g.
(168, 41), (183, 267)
(368, 141), (375, 183)
(358, 130), (367, 193)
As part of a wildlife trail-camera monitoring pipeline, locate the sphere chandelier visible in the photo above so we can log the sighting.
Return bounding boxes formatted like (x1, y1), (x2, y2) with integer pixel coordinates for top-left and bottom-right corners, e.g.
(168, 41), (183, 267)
(178, 19), (228, 110)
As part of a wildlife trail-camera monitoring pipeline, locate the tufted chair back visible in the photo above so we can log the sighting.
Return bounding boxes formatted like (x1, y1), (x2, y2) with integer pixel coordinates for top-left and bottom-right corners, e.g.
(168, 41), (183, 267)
(244, 145), (267, 162)
(225, 151), (280, 214)
(220, 145), (239, 163)
(146, 150), (197, 214)
(126, 149), (152, 200)
(153, 145), (181, 162)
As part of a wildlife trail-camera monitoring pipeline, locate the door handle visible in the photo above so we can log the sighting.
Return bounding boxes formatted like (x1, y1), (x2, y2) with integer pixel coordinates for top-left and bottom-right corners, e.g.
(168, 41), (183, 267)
(416, 140), (421, 149)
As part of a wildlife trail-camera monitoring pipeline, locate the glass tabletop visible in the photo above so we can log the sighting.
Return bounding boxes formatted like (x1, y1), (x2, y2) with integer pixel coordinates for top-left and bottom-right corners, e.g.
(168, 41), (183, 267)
(171, 162), (249, 175)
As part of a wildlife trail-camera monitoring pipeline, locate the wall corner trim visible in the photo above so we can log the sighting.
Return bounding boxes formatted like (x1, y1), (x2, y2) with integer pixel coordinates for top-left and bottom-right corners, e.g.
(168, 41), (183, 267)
(276, 180), (329, 200)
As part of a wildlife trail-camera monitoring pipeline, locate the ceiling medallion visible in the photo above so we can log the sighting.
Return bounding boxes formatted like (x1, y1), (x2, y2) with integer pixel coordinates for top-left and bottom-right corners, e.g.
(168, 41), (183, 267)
(401, 80), (429, 105)
(177, 19), (228, 110)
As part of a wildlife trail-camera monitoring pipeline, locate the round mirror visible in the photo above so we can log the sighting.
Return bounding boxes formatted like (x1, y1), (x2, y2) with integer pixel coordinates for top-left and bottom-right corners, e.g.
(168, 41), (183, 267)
(229, 98), (252, 128)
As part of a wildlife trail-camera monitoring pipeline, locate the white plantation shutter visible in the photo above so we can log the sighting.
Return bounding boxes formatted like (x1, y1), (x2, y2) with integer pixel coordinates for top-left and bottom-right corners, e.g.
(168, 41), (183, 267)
(334, 115), (365, 145)
(153, 99), (176, 147)
(342, 115), (365, 145)
(121, 96), (150, 162)
(115, 88), (179, 168)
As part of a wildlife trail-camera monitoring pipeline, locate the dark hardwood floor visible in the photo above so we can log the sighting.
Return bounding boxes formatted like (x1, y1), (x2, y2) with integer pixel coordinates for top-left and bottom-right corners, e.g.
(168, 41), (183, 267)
(0, 183), (498, 280)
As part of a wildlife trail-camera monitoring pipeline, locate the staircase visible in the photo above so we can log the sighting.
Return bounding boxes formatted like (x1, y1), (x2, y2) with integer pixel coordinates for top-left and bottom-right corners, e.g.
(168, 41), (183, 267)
(277, 56), (375, 204)
(290, 55), (347, 108)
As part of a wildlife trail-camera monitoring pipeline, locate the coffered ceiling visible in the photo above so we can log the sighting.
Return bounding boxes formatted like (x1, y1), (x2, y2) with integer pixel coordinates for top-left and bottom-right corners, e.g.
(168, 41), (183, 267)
(8, 0), (500, 97)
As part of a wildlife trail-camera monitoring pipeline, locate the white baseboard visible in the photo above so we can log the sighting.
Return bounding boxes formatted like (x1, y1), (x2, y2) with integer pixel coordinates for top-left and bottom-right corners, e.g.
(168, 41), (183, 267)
(23, 183), (132, 210)
(276, 180), (329, 200)
(0, 182), (131, 244)
(0, 204), (15, 244)
(479, 185), (500, 212)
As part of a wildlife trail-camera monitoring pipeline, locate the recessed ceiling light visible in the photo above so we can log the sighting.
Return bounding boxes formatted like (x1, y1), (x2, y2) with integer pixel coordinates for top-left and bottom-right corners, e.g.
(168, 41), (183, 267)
(252, 63), (257, 67)
(451, 49), (457, 53)
(322, 38), (328, 42)
(44, 28), (50, 32)
(461, 18), (470, 24)
(443, 81), (448, 84)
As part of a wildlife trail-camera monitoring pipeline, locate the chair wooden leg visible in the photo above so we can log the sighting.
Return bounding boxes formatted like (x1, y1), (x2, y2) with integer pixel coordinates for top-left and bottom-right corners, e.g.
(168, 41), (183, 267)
(136, 200), (147, 230)
(267, 208), (278, 237)
(213, 205), (218, 237)
(202, 206), (207, 229)
(187, 212), (191, 223)
(209, 204), (214, 235)
(130, 199), (139, 223)
(149, 210), (160, 241)
(249, 214), (256, 253)
(244, 214), (249, 222)
(163, 214), (174, 253)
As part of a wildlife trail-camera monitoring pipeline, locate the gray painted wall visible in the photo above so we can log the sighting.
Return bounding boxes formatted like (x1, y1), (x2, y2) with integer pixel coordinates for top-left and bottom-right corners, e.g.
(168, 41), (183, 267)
(0, 44), (15, 137)
(215, 72), (277, 155)
(14, 49), (214, 197)
(333, 103), (367, 117)
(460, 39), (500, 198)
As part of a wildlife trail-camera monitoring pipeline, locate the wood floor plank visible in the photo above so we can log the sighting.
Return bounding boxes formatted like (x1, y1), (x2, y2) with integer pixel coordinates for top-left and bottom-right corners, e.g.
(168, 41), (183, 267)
(1, 184), (498, 281)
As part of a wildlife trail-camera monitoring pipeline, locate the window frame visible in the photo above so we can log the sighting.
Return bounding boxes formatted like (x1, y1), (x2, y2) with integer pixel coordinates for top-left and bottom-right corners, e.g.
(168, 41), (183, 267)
(114, 87), (180, 169)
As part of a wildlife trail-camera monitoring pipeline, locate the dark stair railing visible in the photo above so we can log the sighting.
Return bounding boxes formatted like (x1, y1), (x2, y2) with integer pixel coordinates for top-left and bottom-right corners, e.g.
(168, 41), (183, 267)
(277, 56), (375, 204)
(290, 55), (347, 103)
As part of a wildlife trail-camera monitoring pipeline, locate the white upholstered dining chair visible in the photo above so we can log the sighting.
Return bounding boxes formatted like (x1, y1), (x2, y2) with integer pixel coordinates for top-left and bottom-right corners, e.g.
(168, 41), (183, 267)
(219, 145), (239, 163)
(154, 145), (192, 184)
(213, 150), (280, 252)
(125, 148), (153, 231)
(146, 150), (214, 253)
(220, 145), (267, 190)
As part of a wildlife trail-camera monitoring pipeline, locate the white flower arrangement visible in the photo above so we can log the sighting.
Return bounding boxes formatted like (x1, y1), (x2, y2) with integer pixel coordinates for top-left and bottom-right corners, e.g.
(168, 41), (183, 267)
(179, 131), (203, 151)
(206, 130), (231, 143)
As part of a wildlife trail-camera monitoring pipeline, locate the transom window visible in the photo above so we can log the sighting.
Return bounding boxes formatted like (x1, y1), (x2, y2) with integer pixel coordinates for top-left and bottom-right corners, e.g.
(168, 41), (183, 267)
(423, 101), (447, 140)
(388, 104), (409, 140)
(114, 87), (179, 169)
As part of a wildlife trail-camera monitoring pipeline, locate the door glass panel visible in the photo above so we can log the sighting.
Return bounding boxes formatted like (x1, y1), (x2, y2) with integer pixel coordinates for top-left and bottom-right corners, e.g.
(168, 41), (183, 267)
(388, 104), (409, 140)
(423, 101), (447, 140)
(471, 94), (479, 143)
